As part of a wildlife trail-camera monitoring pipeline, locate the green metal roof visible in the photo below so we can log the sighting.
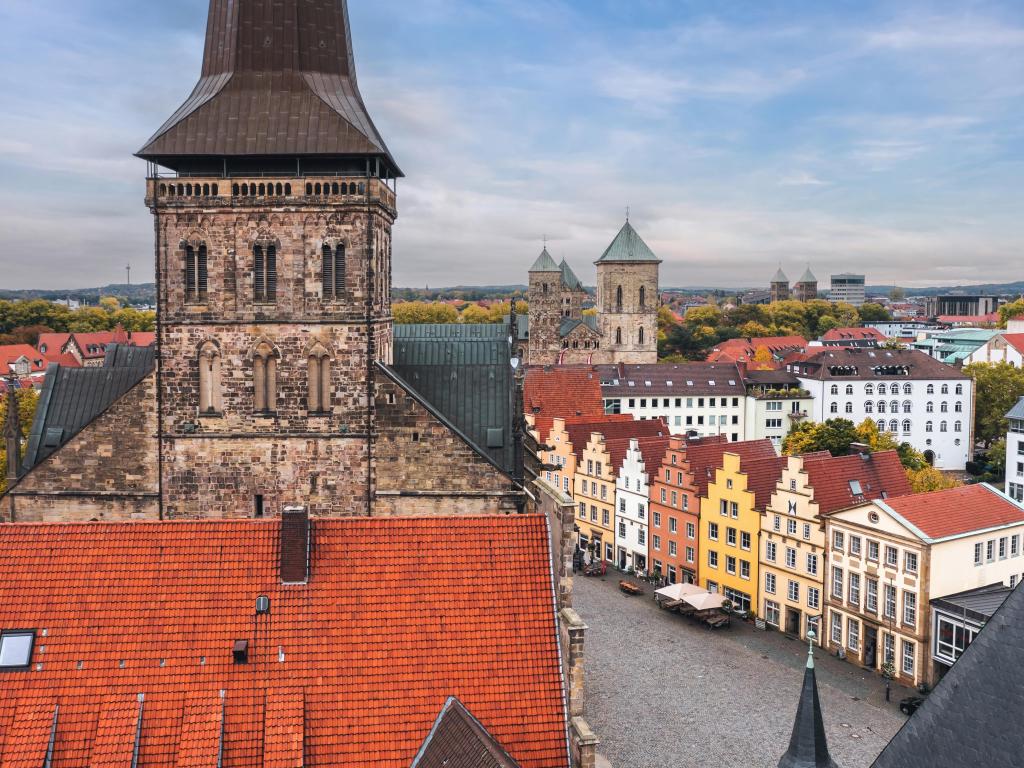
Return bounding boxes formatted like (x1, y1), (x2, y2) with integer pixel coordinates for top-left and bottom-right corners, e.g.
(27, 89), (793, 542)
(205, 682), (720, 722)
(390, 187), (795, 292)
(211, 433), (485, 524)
(560, 259), (584, 290)
(797, 267), (816, 284)
(595, 221), (661, 264)
(529, 247), (560, 272)
(392, 323), (516, 474)
(772, 267), (789, 283)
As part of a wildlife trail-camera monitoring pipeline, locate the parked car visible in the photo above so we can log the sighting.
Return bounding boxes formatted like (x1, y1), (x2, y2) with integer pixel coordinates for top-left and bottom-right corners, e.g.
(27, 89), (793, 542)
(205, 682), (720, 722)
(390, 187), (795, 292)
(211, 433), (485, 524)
(899, 696), (926, 716)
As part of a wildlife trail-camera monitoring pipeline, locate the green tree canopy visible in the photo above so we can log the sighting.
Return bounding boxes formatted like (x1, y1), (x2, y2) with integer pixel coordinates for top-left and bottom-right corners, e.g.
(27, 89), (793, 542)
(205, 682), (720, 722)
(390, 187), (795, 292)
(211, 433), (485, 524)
(857, 303), (891, 322)
(998, 298), (1024, 327)
(963, 361), (1024, 447)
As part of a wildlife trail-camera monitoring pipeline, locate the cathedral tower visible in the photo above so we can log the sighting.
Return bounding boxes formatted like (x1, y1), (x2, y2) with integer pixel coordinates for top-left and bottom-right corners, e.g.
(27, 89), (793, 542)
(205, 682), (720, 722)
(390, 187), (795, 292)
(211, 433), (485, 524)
(526, 248), (563, 365)
(139, 0), (400, 518)
(771, 267), (791, 303)
(595, 222), (660, 364)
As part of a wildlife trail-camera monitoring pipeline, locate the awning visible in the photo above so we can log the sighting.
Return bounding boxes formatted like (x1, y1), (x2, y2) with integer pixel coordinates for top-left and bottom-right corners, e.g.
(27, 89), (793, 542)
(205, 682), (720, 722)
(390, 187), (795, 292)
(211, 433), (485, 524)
(682, 591), (730, 611)
(654, 583), (706, 602)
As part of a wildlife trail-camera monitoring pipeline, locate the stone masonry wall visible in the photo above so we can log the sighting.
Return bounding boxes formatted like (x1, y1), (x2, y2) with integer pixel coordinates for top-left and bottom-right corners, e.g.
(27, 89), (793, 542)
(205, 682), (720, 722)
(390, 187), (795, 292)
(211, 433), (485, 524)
(527, 272), (563, 366)
(596, 261), (659, 364)
(6, 374), (159, 521)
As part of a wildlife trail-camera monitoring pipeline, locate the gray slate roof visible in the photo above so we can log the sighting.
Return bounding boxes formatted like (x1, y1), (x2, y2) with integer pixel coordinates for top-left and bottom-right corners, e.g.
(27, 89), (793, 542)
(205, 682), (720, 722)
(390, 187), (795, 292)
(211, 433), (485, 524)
(931, 583), (1012, 625)
(595, 363), (745, 397)
(791, 348), (970, 381)
(411, 696), (521, 768)
(797, 267), (817, 284)
(22, 344), (155, 471)
(772, 267), (790, 284)
(392, 324), (516, 474)
(872, 580), (1024, 768)
(529, 248), (560, 273)
(595, 221), (661, 263)
(778, 648), (838, 768)
(559, 317), (601, 339)
(1006, 395), (1024, 421)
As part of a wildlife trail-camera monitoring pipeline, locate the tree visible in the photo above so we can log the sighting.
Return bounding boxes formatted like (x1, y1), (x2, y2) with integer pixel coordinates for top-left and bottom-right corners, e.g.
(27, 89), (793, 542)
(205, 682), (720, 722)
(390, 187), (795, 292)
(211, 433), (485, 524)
(739, 321), (772, 338)
(751, 346), (774, 370)
(0, 388), (38, 495)
(99, 296), (122, 313)
(66, 307), (112, 332)
(963, 362), (1024, 447)
(685, 305), (723, 328)
(458, 304), (490, 324)
(889, 286), (906, 301)
(782, 419), (859, 457)
(111, 308), (155, 332)
(857, 303), (891, 322)
(998, 298), (1024, 327)
(907, 466), (962, 493)
(816, 315), (840, 335)
(392, 301), (459, 324)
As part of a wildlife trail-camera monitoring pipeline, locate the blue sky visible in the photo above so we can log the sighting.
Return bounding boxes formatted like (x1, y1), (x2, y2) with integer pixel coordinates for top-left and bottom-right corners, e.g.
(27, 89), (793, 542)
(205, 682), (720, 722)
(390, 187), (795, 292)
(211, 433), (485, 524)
(0, 0), (1022, 290)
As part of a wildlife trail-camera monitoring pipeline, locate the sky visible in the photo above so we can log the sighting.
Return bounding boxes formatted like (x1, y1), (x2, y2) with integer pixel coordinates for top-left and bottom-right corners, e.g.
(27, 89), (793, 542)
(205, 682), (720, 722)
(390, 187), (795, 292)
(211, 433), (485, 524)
(0, 0), (1022, 291)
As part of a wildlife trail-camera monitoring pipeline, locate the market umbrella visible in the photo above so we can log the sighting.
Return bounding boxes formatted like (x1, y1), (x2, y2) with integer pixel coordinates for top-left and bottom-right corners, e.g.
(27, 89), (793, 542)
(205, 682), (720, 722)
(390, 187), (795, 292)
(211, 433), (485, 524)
(682, 591), (729, 611)
(654, 582), (706, 601)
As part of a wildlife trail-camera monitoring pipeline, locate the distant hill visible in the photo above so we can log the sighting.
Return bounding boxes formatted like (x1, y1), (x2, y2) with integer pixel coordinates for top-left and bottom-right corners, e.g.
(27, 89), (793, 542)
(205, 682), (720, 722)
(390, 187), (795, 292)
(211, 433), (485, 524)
(864, 282), (1024, 298)
(0, 283), (156, 305)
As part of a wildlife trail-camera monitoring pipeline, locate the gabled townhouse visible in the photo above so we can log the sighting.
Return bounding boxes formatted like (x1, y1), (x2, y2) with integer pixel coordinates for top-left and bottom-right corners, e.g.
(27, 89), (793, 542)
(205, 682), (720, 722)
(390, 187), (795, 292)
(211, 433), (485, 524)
(1006, 396), (1024, 503)
(693, 439), (785, 614)
(572, 419), (668, 560)
(741, 369), (814, 450)
(823, 483), (1024, 688)
(820, 327), (886, 348)
(790, 347), (973, 470)
(540, 415), (633, 497)
(649, 437), (701, 584)
(706, 336), (808, 368)
(963, 331), (1024, 367)
(614, 436), (670, 574)
(37, 327), (155, 368)
(759, 449), (911, 645)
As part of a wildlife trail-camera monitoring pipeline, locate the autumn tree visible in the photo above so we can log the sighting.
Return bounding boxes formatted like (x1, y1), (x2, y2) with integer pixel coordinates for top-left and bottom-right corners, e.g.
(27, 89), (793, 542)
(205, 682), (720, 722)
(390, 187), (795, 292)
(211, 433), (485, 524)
(392, 301), (459, 324)
(751, 346), (774, 370)
(963, 362), (1024, 447)
(458, 304), (490, 324)
(998, 298), (1024, 327)
(906, 466), (962, 493)
(0, 388), (38, 495)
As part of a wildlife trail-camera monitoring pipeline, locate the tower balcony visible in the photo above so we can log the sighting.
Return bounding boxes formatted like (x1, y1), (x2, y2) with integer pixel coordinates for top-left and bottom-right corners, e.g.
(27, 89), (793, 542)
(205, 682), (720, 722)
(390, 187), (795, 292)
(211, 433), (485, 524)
(146, 175), (396, 213)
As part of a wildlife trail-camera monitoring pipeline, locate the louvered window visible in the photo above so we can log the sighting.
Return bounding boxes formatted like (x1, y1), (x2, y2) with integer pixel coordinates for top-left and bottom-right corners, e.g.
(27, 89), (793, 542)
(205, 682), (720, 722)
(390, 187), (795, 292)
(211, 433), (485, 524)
(322, 244), (346, 299)
(185, 244), (208, 303)
(254, 244), (277, 303)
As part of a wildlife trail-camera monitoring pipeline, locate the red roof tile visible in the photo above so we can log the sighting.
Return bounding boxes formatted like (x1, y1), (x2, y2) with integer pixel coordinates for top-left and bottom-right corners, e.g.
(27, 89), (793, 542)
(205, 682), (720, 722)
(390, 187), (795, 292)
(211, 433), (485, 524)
(1001, 334), (1024, 355)
(741, 455), (789, 510)
(605, 436), (671, 476)
(883, 484), (1024, 540)
(802, 450), (912, 514)
(0, 516), (567, 767)
(567, 419), (669, 462)
(821, 327), (887, 342)
(0, 344), (49, 376)
(685, 438), (777, 498)
(707, 336), (807, 365)
(523, 367), (604, 441)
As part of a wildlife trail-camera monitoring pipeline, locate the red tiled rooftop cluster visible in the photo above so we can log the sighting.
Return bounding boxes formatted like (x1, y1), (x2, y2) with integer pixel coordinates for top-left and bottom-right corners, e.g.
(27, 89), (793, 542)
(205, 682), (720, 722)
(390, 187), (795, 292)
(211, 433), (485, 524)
(883, 484), (1024, 540)
(0, 516), (568, 767)
(523, 366), (604, 441)
(802, 450), (912, 514)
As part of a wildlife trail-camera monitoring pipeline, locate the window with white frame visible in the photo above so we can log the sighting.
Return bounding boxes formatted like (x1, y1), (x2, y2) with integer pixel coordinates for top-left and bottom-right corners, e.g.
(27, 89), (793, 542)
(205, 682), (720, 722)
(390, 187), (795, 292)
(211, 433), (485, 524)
(686, 546), (694, 563)
(708, 550), (718, 568)
(766, 541), (777, 562)
(848, 618), (860, 651)
(832, 566), (844, 599)
(806, 553), (818, 576)
(808, 586), (820, 610)
(741, 531), (751, 550)
(765, 571), (776, 595)
(686, 522), (695, 539)
(833, 530), (844, 550)
(740, 560), (750, 579)
(935, 614), (978, 665)
(868, 540), (879, 561)
(803, 523), (811, 540)
(726, 556), (737, 575)
(850, 536), (862, 556)
(787, 519), (797, 535)
(668, 540), (676, 556)
(831, 612), (842, 644)
(885, 545), (898, 568)
(884, 583), (897, 619)
(786, 548), (797, 568)
(653, 534), (661, 550)
(787, 580), (800, 602)
(765, 600), (780, 627)
(883, 633), (895, 664)
(902, 640), (915, 675)
(0, 631), (34, 669)
(905, 551), (918, 573)
(903, 591), (917, 627)
(709, 522), (718, 541)
(849, 573), (861, 606)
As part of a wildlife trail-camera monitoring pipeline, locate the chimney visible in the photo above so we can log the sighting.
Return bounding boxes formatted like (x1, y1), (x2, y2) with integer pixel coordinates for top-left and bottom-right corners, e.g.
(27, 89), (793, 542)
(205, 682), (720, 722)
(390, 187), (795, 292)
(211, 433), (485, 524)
(280, 506), (310, 584)
(849, 442), (871, 456)
(4, 381), (22, 485)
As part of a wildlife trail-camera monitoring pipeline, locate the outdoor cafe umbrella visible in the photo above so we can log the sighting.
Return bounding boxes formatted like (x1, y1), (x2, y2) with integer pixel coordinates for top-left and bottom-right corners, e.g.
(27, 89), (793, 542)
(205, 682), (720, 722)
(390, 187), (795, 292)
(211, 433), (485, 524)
(682, 591), (729, 611)
(654, 582), (706, 601)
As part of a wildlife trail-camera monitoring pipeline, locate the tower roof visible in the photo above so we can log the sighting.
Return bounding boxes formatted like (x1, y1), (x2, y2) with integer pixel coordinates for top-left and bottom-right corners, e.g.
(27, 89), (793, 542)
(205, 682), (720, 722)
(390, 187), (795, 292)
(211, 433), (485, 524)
(137, 0), (400, 175)
(595, 221), (661, 264)
(778, 639), (839, 768)
(529, 248), (560, 273)
(772, 267), (790, 284)
(798, 267), (817, 284)
(560, 259), (584, 290)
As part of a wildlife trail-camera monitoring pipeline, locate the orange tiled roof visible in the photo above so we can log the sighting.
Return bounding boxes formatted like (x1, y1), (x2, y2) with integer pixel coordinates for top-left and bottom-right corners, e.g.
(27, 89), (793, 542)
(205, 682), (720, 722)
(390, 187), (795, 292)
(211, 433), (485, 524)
(567, 418), (669, 463)
(685, 438), (777, 498)
(882, 484), (1024, 540)
(0, 516), (568, 767)
(1001, 333), (1024, 355)
(523, 366), (604, 441)
(802, 450), (912, 515)
(821, 327), (886, 342)
(0, 344), (49, 375)
(706, 336), (807, 365)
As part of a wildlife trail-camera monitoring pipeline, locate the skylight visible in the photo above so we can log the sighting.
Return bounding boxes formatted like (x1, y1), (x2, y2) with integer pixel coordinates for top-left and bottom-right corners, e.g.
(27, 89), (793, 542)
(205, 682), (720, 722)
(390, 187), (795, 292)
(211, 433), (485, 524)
(0, 631), (34, 669)
(849, 480), (863, 496)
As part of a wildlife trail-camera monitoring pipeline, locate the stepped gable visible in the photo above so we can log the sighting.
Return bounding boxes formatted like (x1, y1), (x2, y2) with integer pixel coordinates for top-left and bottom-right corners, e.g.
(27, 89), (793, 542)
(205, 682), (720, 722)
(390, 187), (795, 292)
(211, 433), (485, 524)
(743, 454), (789, 510)
(566, 419), (668, 462)
(0, 515), (567, 767)
(685, 438), (777, 498)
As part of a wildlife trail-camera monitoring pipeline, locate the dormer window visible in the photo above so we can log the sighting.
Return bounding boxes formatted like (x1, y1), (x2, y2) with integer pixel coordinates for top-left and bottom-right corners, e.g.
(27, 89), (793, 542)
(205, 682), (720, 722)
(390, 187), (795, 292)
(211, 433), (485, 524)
(0, 630), (34, 669)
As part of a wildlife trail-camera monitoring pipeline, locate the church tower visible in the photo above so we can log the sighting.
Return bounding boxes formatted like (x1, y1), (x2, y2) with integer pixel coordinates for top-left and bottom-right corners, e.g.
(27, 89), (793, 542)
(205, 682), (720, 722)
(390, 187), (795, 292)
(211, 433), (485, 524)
(526, 248), (563, 365)
(771, 267), (791, 303)
(595, 221), (660, 364)
(138, 0), (401, 518)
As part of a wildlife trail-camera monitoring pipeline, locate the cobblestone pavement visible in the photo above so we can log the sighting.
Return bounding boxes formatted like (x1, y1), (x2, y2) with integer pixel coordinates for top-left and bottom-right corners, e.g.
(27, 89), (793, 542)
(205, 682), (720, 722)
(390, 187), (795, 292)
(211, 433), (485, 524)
(575, 574), (910, 768)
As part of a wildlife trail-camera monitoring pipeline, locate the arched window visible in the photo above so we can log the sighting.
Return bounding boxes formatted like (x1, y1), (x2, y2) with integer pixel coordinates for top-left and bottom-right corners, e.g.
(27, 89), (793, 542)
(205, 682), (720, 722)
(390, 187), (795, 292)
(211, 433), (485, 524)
(259, 183), (266, 195)
(212, 184), (219, 196)
(941, 384), (949, 394)
(889, 420), (898, 433)
(254, 243), (277, 303)
(315, 183), (322, 195)
(232, 183), (240, 196)
(926, 384), (934, 394)
(878, 383), (887, 395)
(846, 385), (854, 395)
(198, 341), (223, 415)
(865, 401), (873, 413)
(925, 401), (933, 412)
(954, 401), (962, 413)
(940, 421), (948, 432)
(925, 421), (933, 433)
(332, 182), (339, 194)
(186, 183), (193, 196)
(185, 243), (208, 303)
(830, 402), (838, 414)
(285, 183), (292, 195)
(638, 327), (645, 345)
(202, 183), (210, 196)
(877, 419), (885, 432)
(252, 342), (278, 414)
(639, 286), (646, 308)
(877, 400), (886, 413)
(865, 384), (874, 396)
(275, 183), (283, 195)
(955, 383), (963, 395)
(954, 420), (962, 432)
(542, 283), (548, 294)
(890, 400), (898, 413)
(615, 327), (622, 345)
(903, 400), (912, 413)
(322, 243), (346, 299)
(830, 384), (838, 395)
(306, 183), (313, 195)
(159, 183), (167, 195)
(903, 383), (912, 395)
(616, 285), (623, 310)
(845, 402), (853, 413)
(307, 344), (332, 414)
(902, 419), (911, 433)
(940, 401), (948, 413)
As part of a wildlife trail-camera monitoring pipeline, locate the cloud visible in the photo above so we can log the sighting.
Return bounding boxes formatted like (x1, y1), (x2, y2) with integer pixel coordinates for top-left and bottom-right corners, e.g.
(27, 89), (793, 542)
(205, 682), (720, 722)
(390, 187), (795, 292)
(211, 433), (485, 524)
(865, 16), (1024, 50)
(778, 171), (829, 187)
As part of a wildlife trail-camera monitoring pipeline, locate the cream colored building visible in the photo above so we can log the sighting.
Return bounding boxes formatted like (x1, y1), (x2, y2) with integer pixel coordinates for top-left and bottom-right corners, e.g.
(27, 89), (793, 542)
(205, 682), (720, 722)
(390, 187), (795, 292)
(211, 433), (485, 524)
(824, 483), (1024, 687)
(574, 433), (618, 562)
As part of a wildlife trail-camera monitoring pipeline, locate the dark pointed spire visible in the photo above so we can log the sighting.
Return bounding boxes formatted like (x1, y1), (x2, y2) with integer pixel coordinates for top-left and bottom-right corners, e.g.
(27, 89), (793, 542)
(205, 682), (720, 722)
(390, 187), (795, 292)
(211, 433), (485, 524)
(138, 0), (400, 175)
(4, 378), (23, 484)
(778, 632), (839, 768)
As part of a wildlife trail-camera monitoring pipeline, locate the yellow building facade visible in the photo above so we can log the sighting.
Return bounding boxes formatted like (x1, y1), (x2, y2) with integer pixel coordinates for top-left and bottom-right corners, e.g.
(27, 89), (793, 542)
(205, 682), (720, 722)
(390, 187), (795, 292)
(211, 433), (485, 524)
(574, 434), (617, 562)
(542, 418), (579, 498)
(759, 456), (826, 644)
(698, 452), (764, 615)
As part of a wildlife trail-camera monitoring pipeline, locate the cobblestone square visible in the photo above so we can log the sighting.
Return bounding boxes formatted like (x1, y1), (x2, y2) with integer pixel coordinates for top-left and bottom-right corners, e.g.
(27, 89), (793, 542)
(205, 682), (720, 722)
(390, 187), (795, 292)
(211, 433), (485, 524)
(575, 574), (909, 768)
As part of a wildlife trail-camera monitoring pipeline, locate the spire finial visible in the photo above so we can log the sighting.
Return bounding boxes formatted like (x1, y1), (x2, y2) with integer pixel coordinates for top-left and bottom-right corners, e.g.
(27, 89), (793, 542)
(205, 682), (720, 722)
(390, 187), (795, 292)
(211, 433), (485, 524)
(543, 234), (548, 248)
(625, 205), (630, 222)
(806, 629), (816, 669)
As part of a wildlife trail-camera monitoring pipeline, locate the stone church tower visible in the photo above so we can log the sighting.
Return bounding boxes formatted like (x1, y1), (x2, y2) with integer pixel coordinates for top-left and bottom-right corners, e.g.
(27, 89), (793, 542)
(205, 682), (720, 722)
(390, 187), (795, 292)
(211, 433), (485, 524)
(137, 0), (490, 519)
(595, 221), (660, 364)
(526, 248), (563, 365)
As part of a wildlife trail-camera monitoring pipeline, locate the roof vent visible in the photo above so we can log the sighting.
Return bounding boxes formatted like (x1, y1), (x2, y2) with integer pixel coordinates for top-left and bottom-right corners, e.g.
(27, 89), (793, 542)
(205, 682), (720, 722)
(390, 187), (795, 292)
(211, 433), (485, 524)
(255, 595), (271, 614)
(280, 506), (311, 584)
(232, 640), (248, 665)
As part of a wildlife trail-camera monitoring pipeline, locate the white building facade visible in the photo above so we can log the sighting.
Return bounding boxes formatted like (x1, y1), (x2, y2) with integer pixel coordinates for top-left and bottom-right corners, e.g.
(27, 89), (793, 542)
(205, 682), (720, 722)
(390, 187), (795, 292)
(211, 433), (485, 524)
(790, 348), (972, 470)
(1006, 397), (1024, 503)
(614, 438), (662, 574)
(742, 371), (814, 451)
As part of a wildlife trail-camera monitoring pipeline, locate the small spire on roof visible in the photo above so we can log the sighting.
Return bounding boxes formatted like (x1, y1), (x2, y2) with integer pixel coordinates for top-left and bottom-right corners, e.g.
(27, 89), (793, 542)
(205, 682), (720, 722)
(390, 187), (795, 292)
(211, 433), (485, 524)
(777, 629), (839, 768)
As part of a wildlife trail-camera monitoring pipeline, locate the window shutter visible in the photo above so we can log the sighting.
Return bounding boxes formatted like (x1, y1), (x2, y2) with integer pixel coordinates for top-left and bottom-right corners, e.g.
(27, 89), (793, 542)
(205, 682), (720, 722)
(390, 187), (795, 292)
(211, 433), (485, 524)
(185, 245), (196, 300)
(254, 245), (265, 301)
(322, 244), (333, 298)
(335, 245), (346, 295)
(266, 245), (277, 301)
(197, 244), (208, 297)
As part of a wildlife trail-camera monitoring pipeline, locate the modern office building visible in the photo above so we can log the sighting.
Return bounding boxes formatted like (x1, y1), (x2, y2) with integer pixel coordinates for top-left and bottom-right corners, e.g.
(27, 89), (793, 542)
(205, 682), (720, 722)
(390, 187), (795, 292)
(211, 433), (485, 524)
(829, 273), (866, 307)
